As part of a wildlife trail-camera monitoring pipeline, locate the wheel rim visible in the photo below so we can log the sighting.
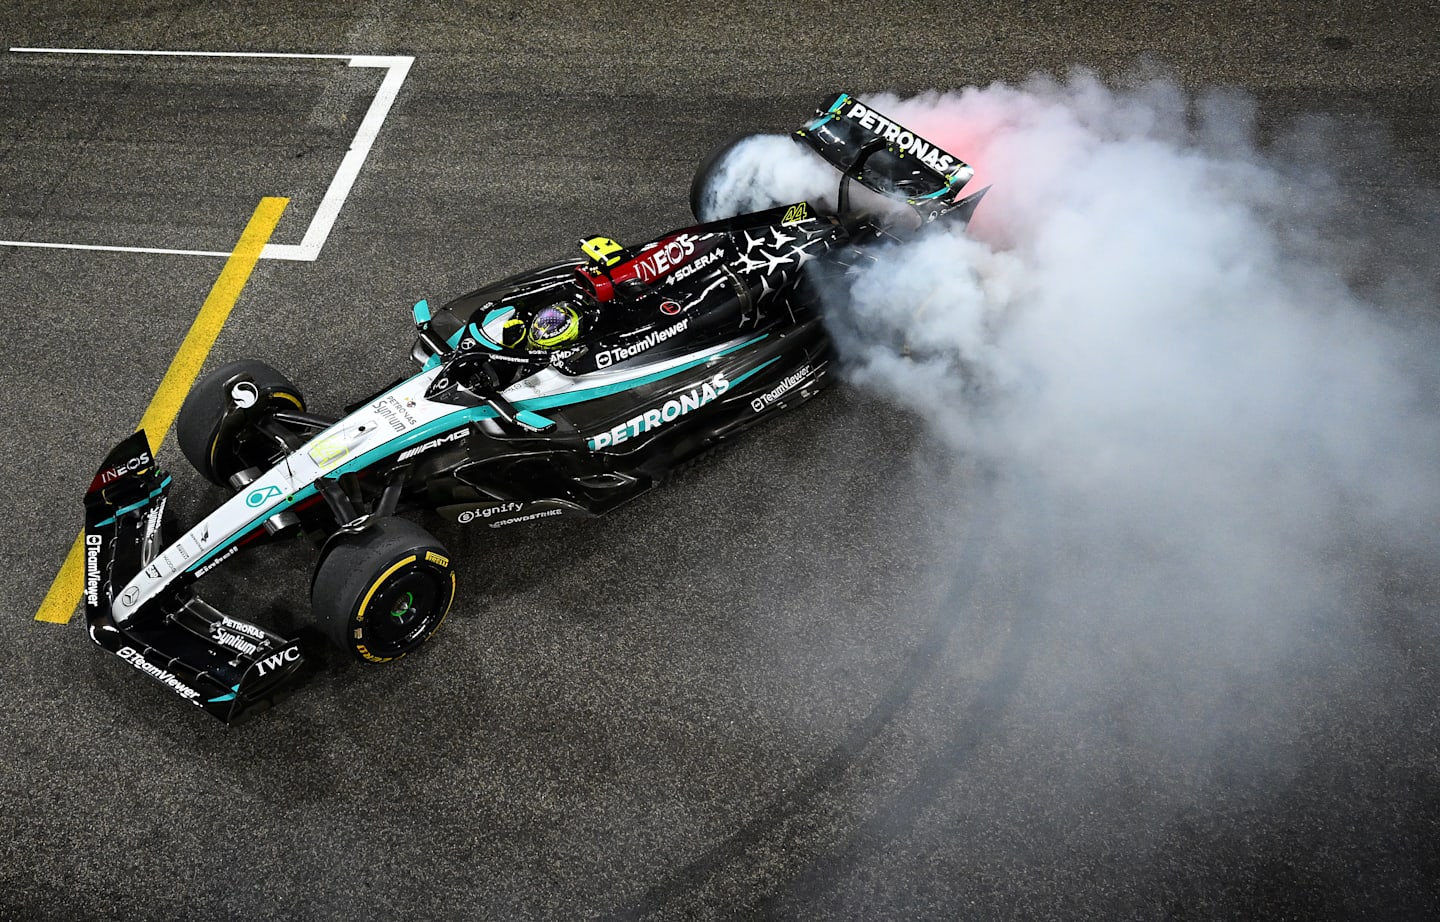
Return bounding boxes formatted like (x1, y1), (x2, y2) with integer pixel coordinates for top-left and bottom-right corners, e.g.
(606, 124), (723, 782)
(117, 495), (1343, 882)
(361, 564), (451, 657)
(207, 389), (305, 481)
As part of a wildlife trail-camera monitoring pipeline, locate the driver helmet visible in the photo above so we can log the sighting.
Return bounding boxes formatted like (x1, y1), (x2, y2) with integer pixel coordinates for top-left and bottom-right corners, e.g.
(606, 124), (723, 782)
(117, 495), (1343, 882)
(529, 302), (581, 349)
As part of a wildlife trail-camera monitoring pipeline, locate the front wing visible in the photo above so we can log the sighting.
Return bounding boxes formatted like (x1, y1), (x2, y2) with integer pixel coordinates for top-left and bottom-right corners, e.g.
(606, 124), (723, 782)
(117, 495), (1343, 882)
(83, 431), (305, 723)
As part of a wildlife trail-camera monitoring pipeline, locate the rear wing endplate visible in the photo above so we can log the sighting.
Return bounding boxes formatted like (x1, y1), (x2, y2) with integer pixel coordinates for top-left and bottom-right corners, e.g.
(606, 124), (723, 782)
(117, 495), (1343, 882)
(794, 92), (982, 224)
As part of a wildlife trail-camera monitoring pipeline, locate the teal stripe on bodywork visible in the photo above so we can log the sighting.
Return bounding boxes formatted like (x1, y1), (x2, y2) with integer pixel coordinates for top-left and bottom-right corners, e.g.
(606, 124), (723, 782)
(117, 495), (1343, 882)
(367, 332), (770, 455)
(185, 481), (322, 572)
(446, 322), (501, 352)
(472, 307), (519, 351)
(911, 181), (961, 202)
(515, 409), (555, 430)
(186, 333), (770, 572)
(517, 334), (767, 413)
(208, 684), (239, 703)
(804, 93), (850, 132)
(91, 475), (173, 528)
(729, 356), (781, 388)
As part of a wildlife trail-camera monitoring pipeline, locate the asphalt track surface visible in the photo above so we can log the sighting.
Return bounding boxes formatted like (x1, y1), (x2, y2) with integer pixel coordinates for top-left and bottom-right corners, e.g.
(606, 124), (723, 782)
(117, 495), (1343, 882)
(2, 3), (1437, 920)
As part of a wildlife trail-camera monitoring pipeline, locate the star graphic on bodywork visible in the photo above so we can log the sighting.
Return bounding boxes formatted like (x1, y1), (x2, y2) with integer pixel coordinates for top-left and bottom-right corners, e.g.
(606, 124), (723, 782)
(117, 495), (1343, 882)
(762, 249), (795, 273)
(736, 251), (768, 273)
(793, 240), (824, 268)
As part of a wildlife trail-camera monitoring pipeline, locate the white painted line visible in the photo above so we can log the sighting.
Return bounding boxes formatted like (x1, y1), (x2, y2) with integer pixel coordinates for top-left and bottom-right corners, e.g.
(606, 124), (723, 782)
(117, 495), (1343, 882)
(10, 47), (359, 60)
(0, 240), (230, 257)
(3, 48), (415, 262)
(261, 55), (413, 262)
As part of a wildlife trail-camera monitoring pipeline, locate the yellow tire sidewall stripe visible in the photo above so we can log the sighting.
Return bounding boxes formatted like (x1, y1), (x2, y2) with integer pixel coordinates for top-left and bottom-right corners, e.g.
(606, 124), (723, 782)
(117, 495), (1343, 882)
(356, 554), (419, 623)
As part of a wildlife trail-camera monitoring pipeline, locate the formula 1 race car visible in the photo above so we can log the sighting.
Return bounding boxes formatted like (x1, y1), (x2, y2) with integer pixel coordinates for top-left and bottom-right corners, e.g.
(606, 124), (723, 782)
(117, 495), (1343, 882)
(81, 93), (988, 722)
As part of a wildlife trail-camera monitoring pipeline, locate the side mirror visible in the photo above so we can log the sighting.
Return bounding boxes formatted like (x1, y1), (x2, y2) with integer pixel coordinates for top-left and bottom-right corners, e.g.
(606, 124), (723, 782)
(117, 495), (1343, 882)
(410, 298), (453, 371)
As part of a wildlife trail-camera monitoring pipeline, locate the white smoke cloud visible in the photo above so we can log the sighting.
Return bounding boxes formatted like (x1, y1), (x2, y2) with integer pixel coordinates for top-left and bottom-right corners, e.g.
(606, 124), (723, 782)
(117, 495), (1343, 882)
(695, 133), (910, 222)
(694, 134), (834, 218)
(705, 73), (1440, 743)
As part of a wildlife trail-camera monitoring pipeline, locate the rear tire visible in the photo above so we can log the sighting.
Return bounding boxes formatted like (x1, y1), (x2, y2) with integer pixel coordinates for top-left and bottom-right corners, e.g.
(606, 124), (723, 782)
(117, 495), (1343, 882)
(176, 359), (305, 486)
(312, 518), (457, 664)
(690, 132), (780, 222)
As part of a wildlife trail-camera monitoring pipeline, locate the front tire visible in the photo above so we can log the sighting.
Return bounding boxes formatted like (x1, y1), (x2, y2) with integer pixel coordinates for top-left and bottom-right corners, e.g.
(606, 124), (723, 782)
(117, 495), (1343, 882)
(176, 359), (305, 486)
(312, 518), (457, 664)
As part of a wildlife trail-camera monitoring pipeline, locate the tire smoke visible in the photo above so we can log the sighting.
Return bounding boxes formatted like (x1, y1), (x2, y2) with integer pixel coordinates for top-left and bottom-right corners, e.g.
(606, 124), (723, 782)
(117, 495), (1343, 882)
(705, 73), (1440, 752)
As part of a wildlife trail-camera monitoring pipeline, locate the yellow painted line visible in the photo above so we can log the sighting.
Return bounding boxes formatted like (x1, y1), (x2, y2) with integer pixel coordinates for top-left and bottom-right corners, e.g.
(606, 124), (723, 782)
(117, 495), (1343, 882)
(34, 197), (289, 625)
(35, 533), (89, 624)
(136, 196), (289, 452)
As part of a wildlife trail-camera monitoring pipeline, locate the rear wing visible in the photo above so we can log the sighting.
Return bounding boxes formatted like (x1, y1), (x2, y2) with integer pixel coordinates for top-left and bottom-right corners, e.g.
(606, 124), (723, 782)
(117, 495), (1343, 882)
(794, 93), (983, 224)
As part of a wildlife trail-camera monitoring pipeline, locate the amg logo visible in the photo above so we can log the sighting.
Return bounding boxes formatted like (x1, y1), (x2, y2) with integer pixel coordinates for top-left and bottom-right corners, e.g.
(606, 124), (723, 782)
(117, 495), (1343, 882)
(397, 428), (468, 462)
(842, 101), (959, 174)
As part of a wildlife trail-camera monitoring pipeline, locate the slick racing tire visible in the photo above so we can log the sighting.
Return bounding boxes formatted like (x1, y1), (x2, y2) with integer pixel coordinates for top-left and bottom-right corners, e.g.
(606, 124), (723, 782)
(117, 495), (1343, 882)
(177, 359), (306, 486)
(312, 518), (456, 664)
(690, 132), (789, 222)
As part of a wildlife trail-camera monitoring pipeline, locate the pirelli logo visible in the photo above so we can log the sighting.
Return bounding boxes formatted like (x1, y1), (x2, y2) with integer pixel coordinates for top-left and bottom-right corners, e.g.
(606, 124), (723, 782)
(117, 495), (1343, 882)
(425, 551), (450, 567)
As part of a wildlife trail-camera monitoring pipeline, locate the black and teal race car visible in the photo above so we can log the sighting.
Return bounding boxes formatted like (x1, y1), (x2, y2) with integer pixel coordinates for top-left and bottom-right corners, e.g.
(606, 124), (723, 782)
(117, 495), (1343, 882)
(81, 93), (988, 722)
